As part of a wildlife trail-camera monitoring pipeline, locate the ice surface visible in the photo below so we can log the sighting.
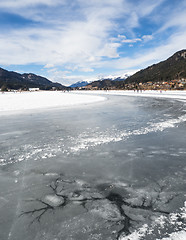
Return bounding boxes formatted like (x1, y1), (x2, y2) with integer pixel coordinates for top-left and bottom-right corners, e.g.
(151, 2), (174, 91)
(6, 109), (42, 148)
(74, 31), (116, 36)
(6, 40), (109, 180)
(69, 113), (186, 153)
(89, 199), (124, 221)
(120, 201), (186, 240)
(1, 90), (186, 239)
(1, 110), (186, 167)
(43, 195), (65, 207)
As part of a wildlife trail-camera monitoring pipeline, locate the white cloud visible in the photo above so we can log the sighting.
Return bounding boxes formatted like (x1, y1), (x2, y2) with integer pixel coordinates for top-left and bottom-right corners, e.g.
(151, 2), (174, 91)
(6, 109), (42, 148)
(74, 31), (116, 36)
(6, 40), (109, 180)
(101, 30), (186, 71)
(0, 0), (164, 68)
(0, 0), (126, 67)
(122, 38), (142, 43)
(136, 0), (165, 17)
(50, 74), (97, 86)
(44, 63), (55, 69)
(142, 35), (153, 42)
(0, 0), (64, 8)
(0, 0), (186, 85)
(46, 68), (58, 73)
(118, 35), (126, 39)
(116, 34), (152, 44)
(158, 6), (186, 33)
(99, 43), (121, 58)
(126, 11), (139, 29)
(79, 67), (94, 72)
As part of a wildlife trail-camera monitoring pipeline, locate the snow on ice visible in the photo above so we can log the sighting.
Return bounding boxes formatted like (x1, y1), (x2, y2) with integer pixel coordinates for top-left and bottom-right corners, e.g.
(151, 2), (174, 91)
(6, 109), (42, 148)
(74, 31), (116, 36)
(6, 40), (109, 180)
(0, 91), (106, 114)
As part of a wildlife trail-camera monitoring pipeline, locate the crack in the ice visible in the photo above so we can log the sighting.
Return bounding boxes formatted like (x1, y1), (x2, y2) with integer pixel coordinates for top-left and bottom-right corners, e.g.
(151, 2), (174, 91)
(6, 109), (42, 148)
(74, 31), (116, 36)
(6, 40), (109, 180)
(20, 177), (179, 239)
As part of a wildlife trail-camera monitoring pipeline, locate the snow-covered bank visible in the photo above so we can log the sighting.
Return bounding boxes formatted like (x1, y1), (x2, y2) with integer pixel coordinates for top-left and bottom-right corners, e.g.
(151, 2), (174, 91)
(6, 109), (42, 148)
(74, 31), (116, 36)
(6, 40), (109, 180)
(74, 90), (186, 101)
(1, 90), (185, 116)
(0, 91), (106, 115)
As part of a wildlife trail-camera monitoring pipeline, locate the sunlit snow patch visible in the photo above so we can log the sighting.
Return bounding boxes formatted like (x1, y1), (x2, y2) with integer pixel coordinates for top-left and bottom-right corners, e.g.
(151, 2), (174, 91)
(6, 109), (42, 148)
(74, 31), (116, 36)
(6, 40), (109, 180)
(119, 201), (186, 240)
(0, 91), (106, 114)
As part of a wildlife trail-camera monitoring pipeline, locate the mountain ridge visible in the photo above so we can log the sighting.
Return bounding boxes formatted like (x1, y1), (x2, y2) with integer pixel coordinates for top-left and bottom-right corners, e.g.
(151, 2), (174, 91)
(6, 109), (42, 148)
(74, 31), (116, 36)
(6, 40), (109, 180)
(0, 67), (68, 90)
(125, 49), (186, 84)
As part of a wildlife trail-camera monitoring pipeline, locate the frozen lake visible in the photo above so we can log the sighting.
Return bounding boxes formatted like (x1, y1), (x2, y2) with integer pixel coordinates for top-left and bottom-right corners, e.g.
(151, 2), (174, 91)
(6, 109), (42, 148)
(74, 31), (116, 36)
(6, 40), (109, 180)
(0, 92), (186, 240)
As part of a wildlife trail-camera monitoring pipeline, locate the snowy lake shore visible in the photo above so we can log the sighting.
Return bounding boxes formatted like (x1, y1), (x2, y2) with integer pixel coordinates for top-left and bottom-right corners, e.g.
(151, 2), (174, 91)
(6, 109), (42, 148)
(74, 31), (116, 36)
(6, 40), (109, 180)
(73, 90), (186, 101)
(1, 90), (186, 116)
(0, 91), (106, 115)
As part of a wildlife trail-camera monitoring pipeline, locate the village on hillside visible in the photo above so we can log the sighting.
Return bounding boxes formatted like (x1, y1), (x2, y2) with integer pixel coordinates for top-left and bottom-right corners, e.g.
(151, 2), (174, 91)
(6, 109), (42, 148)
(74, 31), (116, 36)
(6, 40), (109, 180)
(1, 78), (186, 92)
(79, 78), (186, 91)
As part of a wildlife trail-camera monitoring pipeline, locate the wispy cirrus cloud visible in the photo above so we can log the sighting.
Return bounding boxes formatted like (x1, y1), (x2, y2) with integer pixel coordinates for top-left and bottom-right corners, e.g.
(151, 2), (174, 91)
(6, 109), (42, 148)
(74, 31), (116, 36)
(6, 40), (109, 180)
(121, 37), (142, 44)
(0, 0), (126, 66)
(0, 0), (64, 8)
(0, 0), (186, 85)
(142, 35), (153, 42)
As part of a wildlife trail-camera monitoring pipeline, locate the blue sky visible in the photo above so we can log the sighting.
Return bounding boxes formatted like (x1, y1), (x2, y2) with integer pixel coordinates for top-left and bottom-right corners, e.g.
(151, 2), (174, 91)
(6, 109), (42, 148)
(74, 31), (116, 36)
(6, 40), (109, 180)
(0, 0), (186, 86)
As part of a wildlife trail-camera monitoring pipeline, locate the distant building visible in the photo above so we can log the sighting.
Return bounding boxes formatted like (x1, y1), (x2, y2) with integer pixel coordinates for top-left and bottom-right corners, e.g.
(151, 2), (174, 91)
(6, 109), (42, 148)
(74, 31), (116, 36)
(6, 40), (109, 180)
(29, 88), (40, 91)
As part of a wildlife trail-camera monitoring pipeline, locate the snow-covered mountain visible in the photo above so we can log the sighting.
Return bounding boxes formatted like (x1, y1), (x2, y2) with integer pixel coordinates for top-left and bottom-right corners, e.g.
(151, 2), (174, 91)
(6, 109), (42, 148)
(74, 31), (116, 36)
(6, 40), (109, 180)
(101, 73), (134, 81)
(69, 81), (90, 88)
(69, 72), (135, 88)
